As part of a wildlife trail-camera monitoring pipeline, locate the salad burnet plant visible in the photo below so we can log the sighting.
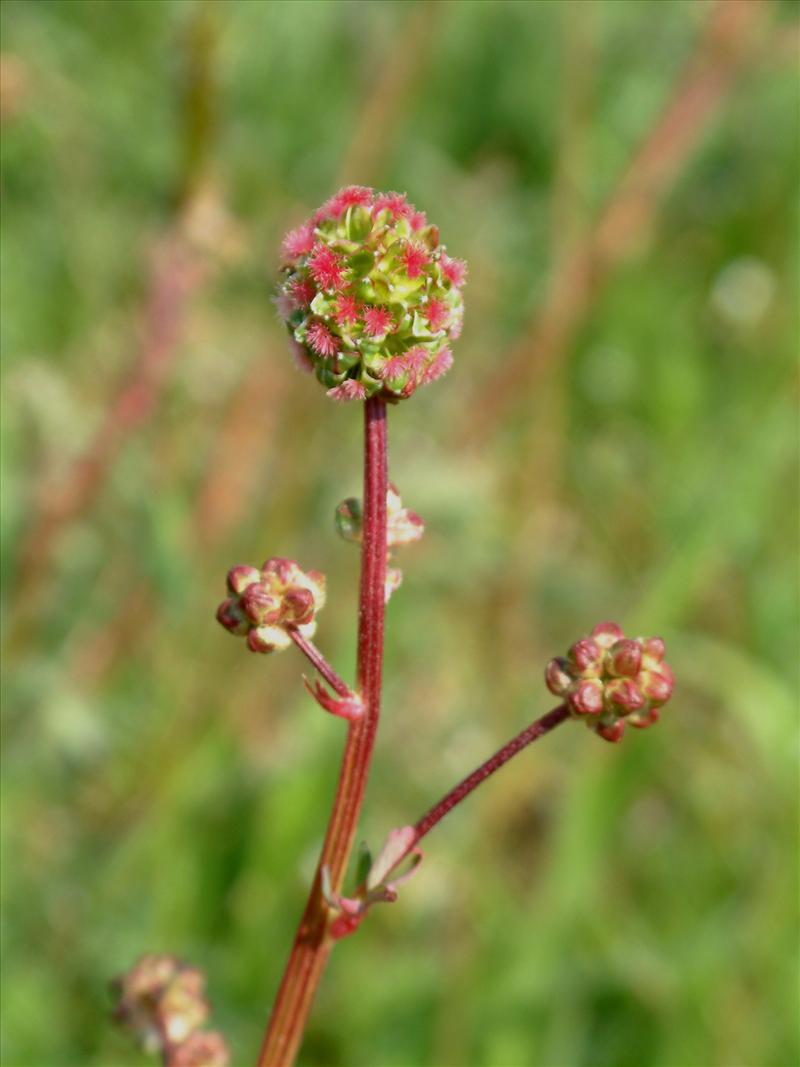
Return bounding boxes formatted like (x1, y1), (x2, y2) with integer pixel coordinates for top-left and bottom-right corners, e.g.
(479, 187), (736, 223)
(115, 186), (674, 1067)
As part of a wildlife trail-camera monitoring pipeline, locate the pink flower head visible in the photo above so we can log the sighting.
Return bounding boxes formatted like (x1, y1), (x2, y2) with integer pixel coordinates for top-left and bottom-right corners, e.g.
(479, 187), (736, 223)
(289, 276), (316, 307)
(306, 320), (339, 358)
(324, 185), (374, 218)
(422, 345), (453, 384)
(282, 224), (315, 261)
(335, 294), (361, 327)
(372, 191), (411, 220)
(308, 242), (346, 291)
(424, 298), (450, 332)
(362, 305), (394, 338)
(276, 188), (465, 401)
(402, 242), (430, 279)
(327, 379), (367, 402)
(440, 253), (467, 288)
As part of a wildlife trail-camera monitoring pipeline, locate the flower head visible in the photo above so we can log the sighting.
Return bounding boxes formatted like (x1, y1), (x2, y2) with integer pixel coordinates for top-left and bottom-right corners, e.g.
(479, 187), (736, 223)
(112, 955), (209, 1052)
(113, 955), (230, 1066)
(545, 622), (674, 742)
(216, 558), (326, 653)
(276, 187), (466, 401)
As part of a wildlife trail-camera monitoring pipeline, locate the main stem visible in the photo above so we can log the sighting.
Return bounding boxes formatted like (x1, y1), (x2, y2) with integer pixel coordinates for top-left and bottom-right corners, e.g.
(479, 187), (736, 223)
(257, 398), (388, 1067)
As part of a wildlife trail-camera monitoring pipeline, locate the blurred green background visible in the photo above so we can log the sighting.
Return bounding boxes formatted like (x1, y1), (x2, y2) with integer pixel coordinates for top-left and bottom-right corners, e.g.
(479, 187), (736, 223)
(1, 1), (798, 1065)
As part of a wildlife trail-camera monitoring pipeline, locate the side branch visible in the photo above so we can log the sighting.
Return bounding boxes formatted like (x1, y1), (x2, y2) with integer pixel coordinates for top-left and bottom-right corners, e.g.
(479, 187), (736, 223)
(413, 704), (570, 844)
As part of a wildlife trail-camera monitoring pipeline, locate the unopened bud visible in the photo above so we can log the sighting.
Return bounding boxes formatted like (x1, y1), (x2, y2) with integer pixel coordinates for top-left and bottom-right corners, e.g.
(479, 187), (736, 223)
(604, 678), (645, 715)
(261, 556), (297, 584)
(590, 621), (625, 649)
(606, 639), (642, 678)
(545, 656), (572, 697)
(247, 625), (293, 654)
(641, 636), (665, 665)
(283, 586), (315, 625)
(638, 668), (673, 707)
(335, 498), (363, 542)
(596, 720), (626, 743)
(569, 638), (602, 676)
(226, 565), (261, 596)
(569, 678), (605, 716)
(628, 706), (660, 729)
(241, 583), (281, 626)
(215, 598), (248, 636)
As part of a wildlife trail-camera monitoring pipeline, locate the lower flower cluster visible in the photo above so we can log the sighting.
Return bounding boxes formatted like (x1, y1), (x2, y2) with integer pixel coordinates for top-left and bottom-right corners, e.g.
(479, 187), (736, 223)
(545, 622), (674, 742)
(113, 954), (229, 1067)
(216, 557), (326, 653)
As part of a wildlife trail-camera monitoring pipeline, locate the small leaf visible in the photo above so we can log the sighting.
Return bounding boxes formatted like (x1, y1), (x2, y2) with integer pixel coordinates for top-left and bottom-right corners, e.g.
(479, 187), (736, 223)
(367, 826), (416, 891)
(356, 843), (373, 887)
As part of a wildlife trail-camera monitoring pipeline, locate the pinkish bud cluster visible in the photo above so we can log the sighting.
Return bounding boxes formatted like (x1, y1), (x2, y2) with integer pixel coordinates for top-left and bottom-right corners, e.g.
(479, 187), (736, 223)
(216, 557), (326, 653)
(112, 954), (229, 1067)
(545, 622), (674, 742)
(335, 484), (424, 601)
(277, 186), (466, 401)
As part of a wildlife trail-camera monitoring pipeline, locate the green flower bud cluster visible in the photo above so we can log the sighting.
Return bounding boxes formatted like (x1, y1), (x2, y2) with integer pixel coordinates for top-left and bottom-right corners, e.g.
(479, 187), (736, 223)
(545, 622), (674, 742)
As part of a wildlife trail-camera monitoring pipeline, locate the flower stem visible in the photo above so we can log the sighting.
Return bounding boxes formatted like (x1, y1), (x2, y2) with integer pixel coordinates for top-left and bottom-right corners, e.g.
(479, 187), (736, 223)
(288, 628), (352, 699)
(412, 704), (569, 845)
(256, 398), (388, 1067)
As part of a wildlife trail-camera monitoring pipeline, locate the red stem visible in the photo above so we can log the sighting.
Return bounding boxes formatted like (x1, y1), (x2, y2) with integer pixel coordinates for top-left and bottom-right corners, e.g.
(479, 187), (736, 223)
(412, 704), (570, 845)
(288, 628), (352, 699)
(256, 398), (388, 1067)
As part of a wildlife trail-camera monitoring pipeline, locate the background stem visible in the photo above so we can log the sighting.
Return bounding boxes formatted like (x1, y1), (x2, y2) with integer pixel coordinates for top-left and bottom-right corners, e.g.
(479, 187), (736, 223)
(256, 398), (388, 1067)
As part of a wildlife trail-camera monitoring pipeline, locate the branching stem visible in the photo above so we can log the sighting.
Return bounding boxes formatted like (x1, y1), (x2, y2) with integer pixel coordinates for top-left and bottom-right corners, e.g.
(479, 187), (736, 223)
(288, 628), (352, 699)
(256, 398), (388, 1067)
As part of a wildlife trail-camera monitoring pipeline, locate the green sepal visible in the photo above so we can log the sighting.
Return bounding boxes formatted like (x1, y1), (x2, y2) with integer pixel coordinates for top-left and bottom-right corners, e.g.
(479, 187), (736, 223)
(411, 311), (432, 338)
(317, 366), (347, 388)
(310, 291), (335, 317)
(336, 350), (360, 372)
(346, 207), (373, 242)
(355, 842), (373, 887)
(348, 250), (374, 278)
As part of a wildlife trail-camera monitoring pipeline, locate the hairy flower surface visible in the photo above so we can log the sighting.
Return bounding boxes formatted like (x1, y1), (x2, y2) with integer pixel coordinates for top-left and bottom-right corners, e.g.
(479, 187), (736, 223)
(277, 187), (466, 400)
(545, 622), (674, 742)
(216, 558), (326, 653)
